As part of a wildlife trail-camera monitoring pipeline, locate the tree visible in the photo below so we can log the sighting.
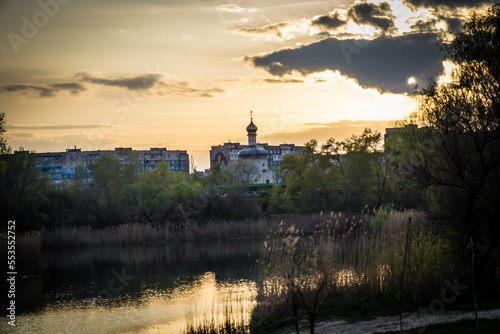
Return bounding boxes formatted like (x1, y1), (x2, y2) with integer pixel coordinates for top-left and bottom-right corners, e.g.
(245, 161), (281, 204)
(224, 160), (254, 184)
(323, 128), (385, 210)
(0, 150), (49, 231)
(281, 140), (333, 213)
(401, 5), (500, 294)
(0, 113), (12, 176)
(79, 154), (137, 225)
(123, 181), (171, 224)
(0, 112), (10, 155)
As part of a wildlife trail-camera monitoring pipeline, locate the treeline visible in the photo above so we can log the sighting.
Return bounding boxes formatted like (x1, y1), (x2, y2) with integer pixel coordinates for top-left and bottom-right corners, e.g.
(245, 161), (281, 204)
(0, 126), (425, 233)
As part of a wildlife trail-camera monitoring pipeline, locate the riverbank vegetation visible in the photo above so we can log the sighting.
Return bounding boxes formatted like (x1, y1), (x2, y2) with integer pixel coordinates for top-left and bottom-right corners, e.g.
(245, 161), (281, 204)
(1, 4), (500, 333)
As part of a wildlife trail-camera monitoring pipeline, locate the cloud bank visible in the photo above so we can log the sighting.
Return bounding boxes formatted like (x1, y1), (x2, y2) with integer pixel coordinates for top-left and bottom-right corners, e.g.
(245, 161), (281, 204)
(403, 0), (490, 8)
(311, 12), (348, 30)
(0, 72), (225, 98)
(76, 72), (163, 91)
(0, 82), (86, 97)
(246, 32), (444, 94)
(347, 2), (396, 32)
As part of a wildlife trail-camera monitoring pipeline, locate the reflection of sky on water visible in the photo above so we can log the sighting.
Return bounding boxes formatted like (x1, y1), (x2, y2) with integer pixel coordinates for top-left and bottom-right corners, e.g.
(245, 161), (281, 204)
(12, 273), (256, 334)
(2, 241), (261, 334)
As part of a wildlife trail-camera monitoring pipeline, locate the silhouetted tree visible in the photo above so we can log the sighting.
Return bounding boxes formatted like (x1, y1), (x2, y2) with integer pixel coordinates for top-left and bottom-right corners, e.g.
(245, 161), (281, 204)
(401, 4), (500, 294)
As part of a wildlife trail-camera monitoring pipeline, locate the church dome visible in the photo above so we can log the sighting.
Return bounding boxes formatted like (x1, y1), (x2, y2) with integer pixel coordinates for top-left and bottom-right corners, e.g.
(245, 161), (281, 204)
(246, 120), (257, 132)
(238, 145), (269, 159)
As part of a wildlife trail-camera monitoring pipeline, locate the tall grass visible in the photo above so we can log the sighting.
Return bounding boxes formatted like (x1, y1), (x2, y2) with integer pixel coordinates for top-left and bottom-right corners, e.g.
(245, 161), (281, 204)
(183, 304), (250, 334)
(40, 213), (351, 248)
(16, 231), (42, 268)
(183, 295), (253, 334)
(251, 210), (453, 332)
(41, 219), (268, 248)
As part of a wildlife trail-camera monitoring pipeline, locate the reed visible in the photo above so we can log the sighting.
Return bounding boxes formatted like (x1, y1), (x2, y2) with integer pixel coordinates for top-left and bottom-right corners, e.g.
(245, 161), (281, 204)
(183, 295), (252, 334)
(251, 210), (451, 332)
(16, 230), (42, 268)
(40, 214), (353, 248)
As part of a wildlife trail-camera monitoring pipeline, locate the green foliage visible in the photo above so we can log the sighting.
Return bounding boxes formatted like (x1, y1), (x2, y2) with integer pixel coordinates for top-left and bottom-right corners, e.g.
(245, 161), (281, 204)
(77, 153), (137, 225)
(266, 184), (291, 214)
(281, 139), (334, 213)
(279, 128), (402, 213)
(251, 211), (463, 332)
(370, 205), (395, 234)
(399, 4), (500, 294)
(44, 187), (82, 227)
(0, 151), (50, 231)
(0, 112), (10, 155)
(123, 181), (171, 224)
(169, 181), (197, 222)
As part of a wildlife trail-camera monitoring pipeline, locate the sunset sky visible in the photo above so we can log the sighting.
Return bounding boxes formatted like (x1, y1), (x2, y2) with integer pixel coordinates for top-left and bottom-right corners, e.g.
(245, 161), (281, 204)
(0, 0), (492, 170)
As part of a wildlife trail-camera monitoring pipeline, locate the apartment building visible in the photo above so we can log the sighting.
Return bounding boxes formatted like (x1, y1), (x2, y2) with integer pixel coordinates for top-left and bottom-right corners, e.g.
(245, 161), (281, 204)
(34, 147), (189, 185)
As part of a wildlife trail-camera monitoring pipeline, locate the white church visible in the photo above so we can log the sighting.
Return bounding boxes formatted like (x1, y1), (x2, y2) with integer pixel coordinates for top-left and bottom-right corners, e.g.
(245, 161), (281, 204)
(237, 112), (275, 184)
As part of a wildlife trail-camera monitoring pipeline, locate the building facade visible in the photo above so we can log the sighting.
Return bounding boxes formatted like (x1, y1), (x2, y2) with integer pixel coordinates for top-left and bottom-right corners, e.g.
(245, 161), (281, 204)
(35, 147), (189, 186)
(209, 113), (304, 183)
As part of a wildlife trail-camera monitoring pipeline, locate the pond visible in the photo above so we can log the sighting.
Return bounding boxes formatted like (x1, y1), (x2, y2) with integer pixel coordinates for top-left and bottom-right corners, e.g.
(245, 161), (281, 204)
(2, 240), (262, 334)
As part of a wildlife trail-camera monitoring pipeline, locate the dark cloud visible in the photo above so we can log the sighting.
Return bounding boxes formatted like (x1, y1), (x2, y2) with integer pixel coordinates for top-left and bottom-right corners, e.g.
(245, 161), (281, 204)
(2, 84), (53, 97)
(403, 0), (490, 8)
(76, 72), (163, 90)
(439, 16), (464, 33)
(410, 19), (438, 32)
(409, 13), (465, 34)
(311, 11), (347, 30)
(347, 2), (396, 32)
(51, 82), (86, 95)
(0, 82), (85, 97)
(0, 72), (223, 99)
(246, 33), (444, 94)
(263, 78), (304, 84)
(235, 22), (290, 39)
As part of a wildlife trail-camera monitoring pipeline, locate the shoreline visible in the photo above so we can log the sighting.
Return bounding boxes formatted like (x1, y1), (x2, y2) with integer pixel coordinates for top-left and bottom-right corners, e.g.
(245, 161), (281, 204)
(285, 309), (500, 334)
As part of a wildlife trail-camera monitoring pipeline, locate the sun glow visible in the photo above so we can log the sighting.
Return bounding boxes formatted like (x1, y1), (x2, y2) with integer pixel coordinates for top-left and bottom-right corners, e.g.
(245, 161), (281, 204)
(407, 77), (416, 85)
(438, 61), (458, 85)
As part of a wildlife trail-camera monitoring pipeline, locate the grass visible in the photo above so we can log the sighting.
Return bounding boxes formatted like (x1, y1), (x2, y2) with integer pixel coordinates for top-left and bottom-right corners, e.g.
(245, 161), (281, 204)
(250, 210), (462, 332)
(183, 317), (249, 334)
(41, 218), (270, 248)
(183, 295), (253, 334)
(16, 231), (42, 269)
(381, 319), (500, 334)
(39, 213), (367, 248)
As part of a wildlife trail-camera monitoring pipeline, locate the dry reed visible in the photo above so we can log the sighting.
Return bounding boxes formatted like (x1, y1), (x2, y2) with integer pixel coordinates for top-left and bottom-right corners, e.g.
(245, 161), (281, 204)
(251, 210), (449, 331)
(40, 214), (350, 248)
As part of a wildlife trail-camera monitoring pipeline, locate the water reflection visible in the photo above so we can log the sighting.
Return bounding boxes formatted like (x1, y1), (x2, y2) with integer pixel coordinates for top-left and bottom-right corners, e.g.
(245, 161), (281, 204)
(2, 240), (261, 334)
